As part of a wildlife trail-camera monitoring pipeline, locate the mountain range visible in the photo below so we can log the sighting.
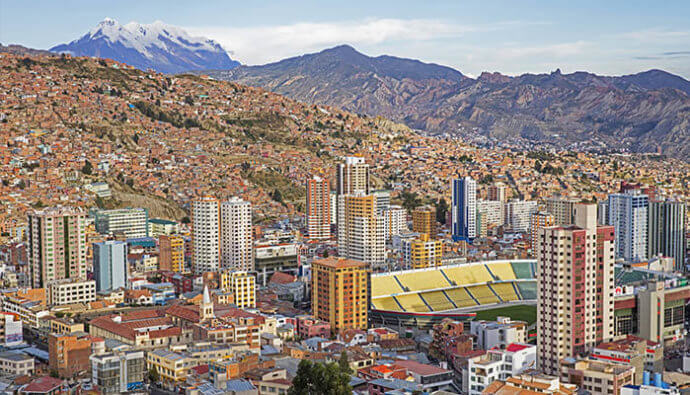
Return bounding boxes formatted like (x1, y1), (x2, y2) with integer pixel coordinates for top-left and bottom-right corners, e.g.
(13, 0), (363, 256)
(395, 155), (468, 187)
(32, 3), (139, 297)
(205, 45), (690, 160)
(50, 18), (239, 73)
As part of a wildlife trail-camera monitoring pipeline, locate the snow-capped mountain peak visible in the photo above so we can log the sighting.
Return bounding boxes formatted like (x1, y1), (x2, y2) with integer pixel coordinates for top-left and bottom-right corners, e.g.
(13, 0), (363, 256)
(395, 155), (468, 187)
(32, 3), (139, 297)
(51, 18), (239, 74)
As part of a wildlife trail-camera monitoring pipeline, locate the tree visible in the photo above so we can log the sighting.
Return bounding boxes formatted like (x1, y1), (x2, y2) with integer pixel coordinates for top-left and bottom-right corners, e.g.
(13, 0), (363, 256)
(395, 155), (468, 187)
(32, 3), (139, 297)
(49, 369), (60, 378)
(148, 367), (160, 383)
(81, 160), (93, 175)
(400, 190), (422, 211)
(435, 198), (448, 225)
(289, 360), (351, 395)
(338, 351), (352, 375)
(322, 250), (329, 258)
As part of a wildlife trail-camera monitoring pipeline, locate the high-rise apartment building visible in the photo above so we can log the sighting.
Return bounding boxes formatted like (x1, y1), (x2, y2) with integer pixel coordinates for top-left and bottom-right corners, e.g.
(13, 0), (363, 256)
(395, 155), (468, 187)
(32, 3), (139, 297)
(648, 200), (686, 269)
(530, 212), (555, 252)
(412, 205), (437, 237)
(93, 240), (127, 292)
(91, 208), (149, 238)
(192, 197), (220, 274)
(311, 257), (369, 333)
(608, 191), (648, 262)
(545, 196), (579, 225)
(488, 183), (507, 202)
(597, 201), (609, 226)
(536, 204), (615, 376)
(337, 193), (385, 268)
(220, 197), (253, 271)
(504, 200), (538, 233)
(408, 233), (443, 269)
(372, 189), (391, 212)
(476, 200), (504, 228)
(452, 177), (477, 242)
(306, 176), (331, 240)
(159, 235), (185, 273)
(382, 205), (407, 241)
(336, 156), (370, 196)
(28, 207), (87, 288)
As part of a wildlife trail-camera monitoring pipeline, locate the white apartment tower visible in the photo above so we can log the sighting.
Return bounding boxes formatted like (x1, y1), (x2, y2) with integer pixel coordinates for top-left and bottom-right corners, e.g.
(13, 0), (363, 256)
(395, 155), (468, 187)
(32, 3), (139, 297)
(221, 197), (253, 271)
(337, 193), (385, 269)
(192, 197), (220, 274)
(608, 191), (648, 262)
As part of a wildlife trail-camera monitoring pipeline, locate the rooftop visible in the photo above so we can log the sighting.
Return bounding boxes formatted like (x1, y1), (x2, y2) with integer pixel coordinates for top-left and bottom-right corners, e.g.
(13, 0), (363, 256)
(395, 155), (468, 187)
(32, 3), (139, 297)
(312, 256), (368, 269)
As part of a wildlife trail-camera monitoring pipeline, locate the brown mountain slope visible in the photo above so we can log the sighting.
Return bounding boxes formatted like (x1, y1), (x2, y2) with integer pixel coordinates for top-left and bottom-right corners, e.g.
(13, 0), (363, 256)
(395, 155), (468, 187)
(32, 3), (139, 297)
(205, 46), (690, 160)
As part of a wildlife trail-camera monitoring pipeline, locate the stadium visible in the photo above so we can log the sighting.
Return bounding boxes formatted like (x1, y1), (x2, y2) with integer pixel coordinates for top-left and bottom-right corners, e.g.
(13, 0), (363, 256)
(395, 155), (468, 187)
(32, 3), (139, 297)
(370, 259), (537, 328)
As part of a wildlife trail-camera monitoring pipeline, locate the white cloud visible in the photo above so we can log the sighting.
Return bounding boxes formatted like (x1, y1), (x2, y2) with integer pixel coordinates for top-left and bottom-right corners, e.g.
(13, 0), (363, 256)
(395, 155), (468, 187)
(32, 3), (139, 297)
(185, 18), (524, 65)
(613, 28), (690, 43)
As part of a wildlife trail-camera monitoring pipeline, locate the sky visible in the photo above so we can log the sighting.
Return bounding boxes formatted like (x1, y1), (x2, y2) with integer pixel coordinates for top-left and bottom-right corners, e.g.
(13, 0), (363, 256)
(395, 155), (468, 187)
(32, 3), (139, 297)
(2, 0), (690, 78)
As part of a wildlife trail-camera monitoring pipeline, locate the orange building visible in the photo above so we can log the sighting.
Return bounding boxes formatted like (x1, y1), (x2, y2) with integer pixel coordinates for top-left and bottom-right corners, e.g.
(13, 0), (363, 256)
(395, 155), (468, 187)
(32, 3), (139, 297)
(159, 235), (185, 272)
(306, 176), (331, 240)
(49, 332), (94, 377)
(412, 205), (437, 238)
(312, 257), (370, 333)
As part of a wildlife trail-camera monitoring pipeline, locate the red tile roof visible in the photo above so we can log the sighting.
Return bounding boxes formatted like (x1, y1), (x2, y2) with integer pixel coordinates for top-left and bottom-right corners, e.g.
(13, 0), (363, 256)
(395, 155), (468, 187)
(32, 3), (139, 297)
(506, 343), (532, 353)
(269, 271), (296, 284)
(23, 376), (65, 392)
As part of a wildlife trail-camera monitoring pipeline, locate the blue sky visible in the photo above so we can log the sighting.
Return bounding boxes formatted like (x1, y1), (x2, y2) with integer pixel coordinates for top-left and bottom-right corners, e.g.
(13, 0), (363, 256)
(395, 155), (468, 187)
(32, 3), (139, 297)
(2, 0), (690, 78)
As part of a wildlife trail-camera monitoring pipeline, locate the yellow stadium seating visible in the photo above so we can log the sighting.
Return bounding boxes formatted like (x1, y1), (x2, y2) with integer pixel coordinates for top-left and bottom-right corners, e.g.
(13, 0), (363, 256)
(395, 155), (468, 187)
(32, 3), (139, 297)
(371, 276), (404, 297)
(490, 283), (521, 302)
(395, 293), (430, 312)
(466, 284), (500, 304)
(444, 288), (478, 308)
(442, 265), (493, 285)
(486, 262), (517, 280)
(396, 270), (451, 292)
(372, 297), (403, 311)
(420, 291), (456, 311)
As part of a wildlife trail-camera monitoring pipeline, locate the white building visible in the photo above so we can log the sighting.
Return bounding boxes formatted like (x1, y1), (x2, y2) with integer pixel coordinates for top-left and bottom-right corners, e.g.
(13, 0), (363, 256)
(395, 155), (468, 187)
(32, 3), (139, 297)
(470, 317), (527, 350)
(465, 344), (537, 395)
(0, 312), (23, 347)
(504, 200), (538, 232)
(91, 208), (148, 238)
(47, 279), (96, 306)
(382, 205), (408, 241)
(608, 191), (648, 262)
(192, 197), (220, 274)
(221, 197), (253, 271)
(0, 352), (34, 376)
(91, 350), (146, 394)
(476, 200), (504, 227)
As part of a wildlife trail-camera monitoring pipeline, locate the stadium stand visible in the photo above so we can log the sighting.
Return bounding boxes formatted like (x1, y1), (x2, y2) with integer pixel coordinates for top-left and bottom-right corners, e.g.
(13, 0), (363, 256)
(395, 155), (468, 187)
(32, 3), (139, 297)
(396, 270), (452, 292)
(371, 276), (405, 297)
(486, 262), (517, 280)
(489, 282), (521, 302)
(510, 261), (533, 279)
(516, 282), (537, 300)
(395, 293), (431, 312)
(372, 296), (404, 311)
(466, 284), (500, 305)
(420, 290), (456, 311)
(444, 288), (478, 308)
(442, 264), (493, 285)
